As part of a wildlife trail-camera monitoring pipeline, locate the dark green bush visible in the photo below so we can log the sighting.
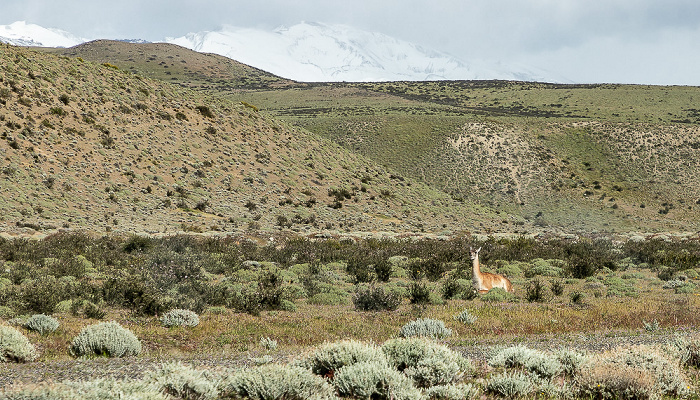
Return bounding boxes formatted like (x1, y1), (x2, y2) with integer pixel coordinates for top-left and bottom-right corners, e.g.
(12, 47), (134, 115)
(352, 285), (401, 311)
(525, 278), (548, 302)
(409, 281), (432, 304)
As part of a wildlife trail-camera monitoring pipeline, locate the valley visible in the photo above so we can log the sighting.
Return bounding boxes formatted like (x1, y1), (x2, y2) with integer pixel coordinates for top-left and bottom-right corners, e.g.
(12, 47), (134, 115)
(2, 41), (700, 399)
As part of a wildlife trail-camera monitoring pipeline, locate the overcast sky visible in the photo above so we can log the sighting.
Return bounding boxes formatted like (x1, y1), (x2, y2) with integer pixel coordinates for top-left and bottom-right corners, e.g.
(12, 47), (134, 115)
(3, 0), (700, 85)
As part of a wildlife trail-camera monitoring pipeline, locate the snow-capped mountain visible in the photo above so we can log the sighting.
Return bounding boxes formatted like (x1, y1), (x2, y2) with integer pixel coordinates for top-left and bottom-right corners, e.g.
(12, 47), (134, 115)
(0, 20), (560, 82)
(167, 22), (555, 82)
(0, 21), (86, 47)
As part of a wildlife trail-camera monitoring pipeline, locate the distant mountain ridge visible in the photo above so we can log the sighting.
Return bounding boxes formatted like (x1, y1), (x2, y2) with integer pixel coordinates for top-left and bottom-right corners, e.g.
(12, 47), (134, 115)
(166, 22), (558, 82)
(0, 20), (560, 83)
(0, 21), (86, 47)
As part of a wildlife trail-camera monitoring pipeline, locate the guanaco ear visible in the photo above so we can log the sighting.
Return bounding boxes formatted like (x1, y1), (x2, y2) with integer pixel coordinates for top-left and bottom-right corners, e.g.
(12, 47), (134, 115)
(476, 247), (482, 253)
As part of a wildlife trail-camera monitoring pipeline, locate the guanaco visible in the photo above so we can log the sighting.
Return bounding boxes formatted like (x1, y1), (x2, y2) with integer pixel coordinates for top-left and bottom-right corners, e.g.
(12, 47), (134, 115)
(470, 247), (514, 293)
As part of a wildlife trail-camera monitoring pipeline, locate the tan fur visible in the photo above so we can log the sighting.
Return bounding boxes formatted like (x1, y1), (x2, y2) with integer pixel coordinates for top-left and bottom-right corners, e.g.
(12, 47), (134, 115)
(470, 247), (514, 293)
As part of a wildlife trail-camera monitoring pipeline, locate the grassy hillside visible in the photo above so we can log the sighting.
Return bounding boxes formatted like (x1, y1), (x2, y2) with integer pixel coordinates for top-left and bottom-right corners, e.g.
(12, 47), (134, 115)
(0, 43), (497, 236)
(223, 81), (700, 233)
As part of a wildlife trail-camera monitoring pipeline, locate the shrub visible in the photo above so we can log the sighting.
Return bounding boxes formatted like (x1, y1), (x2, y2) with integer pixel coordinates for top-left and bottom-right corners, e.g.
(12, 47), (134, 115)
(196, 105), (214, 118)
(480, 287), (513, 302)
(550, 279), (565, 296)
(83, 301), (106, 320)
(424, 383), (480, 400)
(453, 309), (477, 325)
(69, 321), (142, 357)
(408, 280), (432, 304)
(554, 348), (588, 377)
(525, 278), (549, 302)
(161, 309), (200, 327)
(259, 336), (278, 351)
(0, 324), (38, 362)
(486, 371), (534, 398)
(333, 361), (423, 400)
(382, 338), (473, 388)
(526, 259), (565, 277)
(25, 313), (59, 335)
(307, 292), (348, 306)
(488, 345), (563, 379)
(221, 364), (336, 400)
(300, 340), (386, 377)
(0, 379), (165, 399)
(668, 335), (700, 368)
(399, 318), (452, 339)
(577, 345), (689, 399)
(352, 284), (401, 311)
(145, 361), (220, 400)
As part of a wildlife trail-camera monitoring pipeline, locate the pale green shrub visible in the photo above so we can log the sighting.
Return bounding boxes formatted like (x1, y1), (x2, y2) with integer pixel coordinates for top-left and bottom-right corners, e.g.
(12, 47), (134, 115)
(300, 339), (386, 377)
(488, 345), (562, 378)
(576, 345), (690, 399)
(453, 309), (477, 325)
(554, 348), (588, 377)
(69, 321), (141, 357)
(480, 288), (514, 302)
(486, 371), (534, 398)
(221, 364), (336, 400)
(25, 313), (59, 335)
(382, 338), (473, 387)
(0, 324), (38, 362)
(333, 361), (423, 400)
(399, 318), (452, 339)
(526, 259), (565, 277)
(424, 383), (479, 400)
(0, 378), (165, 399)
(668, 334), (700, 368)
(576, 361), (655, 400)
(259, 336), (278, 351)
(144, 362), (220, 400)
(161, 309), (199, 327)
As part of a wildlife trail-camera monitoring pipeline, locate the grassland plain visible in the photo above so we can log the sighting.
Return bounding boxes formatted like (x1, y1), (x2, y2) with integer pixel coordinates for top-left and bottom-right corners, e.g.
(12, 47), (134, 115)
(1, 233), (700, 398)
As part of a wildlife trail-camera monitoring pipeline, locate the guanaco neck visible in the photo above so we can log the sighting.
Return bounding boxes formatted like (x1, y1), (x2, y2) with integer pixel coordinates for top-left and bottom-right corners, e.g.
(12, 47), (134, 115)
(472, 255), (482, 278)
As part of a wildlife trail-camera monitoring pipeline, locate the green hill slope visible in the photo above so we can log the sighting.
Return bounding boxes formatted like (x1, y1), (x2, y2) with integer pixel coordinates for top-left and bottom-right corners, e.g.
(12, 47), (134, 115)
(0, 44), (497, 236)
(226, 81), (700, 233)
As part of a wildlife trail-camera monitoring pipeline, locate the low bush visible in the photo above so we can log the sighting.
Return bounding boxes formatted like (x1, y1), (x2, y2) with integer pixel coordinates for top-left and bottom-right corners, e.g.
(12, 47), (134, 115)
(161, 309), (200, 327)
(424, 383), (480, 400)
(399, 318), (452, 339)
(480, 287), (514, 302)
(669, 334), (700, 368)
(221, 364), (336, 400)
(0, 324), (38, 362)
(25, 313), (59, 335)
(408, 280), (432, 304)
(486, 371), (534, 398)
(576, 345), (689, 399)
(0, 379), (165, 399)
(525, 278), (549, 302)
(259, 336), (278, 351)
(453, 309), (477, 325)
(382, 338), (473, 388)
(144, 362), (220, 400)
(352, 284), (401, 311)
(333, 361), (423, 400)
(488, 345), (563, 379)
(69, 321), (142, 358)
(299, 339), (386, 377)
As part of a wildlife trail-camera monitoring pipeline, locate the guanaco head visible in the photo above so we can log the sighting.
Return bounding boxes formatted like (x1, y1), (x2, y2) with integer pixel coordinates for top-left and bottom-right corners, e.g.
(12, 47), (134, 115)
(469, 247), (482, 260)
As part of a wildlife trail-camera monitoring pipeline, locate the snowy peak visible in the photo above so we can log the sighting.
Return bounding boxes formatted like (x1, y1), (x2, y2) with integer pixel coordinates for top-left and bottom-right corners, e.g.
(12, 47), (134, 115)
(0, 21), (86, 47)
(1, 20), (560, 82)
(167, 22), (556, 82)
